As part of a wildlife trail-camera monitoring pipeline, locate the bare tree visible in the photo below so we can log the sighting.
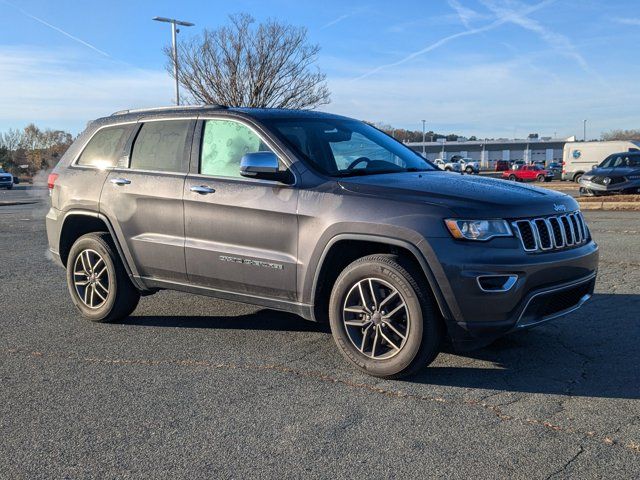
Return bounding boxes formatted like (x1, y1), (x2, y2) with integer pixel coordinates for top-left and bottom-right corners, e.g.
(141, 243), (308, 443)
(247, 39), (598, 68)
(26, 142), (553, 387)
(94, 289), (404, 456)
(601, 129), (640, 141)
(165, 13), (330, 109)
(1, 128), (22, 152)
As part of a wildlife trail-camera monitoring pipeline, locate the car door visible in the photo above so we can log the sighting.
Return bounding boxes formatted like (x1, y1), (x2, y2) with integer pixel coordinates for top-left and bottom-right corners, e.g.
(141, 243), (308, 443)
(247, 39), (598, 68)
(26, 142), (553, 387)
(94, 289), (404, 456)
(100, 118), (195, 283)
(183, 117), (299, 301)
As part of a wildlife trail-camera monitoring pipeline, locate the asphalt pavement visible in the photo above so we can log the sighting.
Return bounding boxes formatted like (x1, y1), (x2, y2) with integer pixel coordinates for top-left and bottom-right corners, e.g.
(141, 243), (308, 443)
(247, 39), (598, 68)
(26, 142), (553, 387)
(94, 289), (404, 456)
(0, 200), (638, 479)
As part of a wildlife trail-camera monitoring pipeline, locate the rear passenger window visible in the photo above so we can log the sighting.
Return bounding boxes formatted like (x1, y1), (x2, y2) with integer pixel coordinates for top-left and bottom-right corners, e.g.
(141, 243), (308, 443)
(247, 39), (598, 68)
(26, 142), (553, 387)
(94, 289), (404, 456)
(130, 120), (191, 172)
(77, 126), (130, 168)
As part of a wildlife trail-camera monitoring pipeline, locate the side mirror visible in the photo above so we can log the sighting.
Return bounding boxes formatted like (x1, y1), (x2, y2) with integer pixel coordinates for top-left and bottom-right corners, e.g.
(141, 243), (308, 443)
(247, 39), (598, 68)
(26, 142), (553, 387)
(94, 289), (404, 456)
(240, 152), (291, 183)
(592, 164), (599, 169)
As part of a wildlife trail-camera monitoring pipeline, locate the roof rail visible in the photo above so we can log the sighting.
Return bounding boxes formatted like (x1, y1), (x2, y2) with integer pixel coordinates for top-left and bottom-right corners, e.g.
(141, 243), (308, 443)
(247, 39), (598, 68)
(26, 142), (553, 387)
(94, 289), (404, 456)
(110, 104), (228, 116)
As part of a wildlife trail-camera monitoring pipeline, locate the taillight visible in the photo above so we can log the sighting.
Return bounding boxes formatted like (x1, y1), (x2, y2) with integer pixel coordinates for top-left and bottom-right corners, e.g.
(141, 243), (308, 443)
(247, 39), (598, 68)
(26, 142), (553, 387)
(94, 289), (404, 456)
(47, 173), (59, 190)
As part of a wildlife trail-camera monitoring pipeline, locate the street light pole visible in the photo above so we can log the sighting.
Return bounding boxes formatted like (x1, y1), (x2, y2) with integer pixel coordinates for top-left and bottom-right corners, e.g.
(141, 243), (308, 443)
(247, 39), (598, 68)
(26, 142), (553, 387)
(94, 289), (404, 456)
(583, 119), (587, 142)
(421, 120), (426, 157)
(153, 16), (195, 105)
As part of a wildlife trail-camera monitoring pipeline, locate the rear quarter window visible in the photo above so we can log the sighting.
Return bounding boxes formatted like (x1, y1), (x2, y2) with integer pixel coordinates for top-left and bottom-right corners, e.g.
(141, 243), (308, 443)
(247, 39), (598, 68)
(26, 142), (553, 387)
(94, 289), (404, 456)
(76, 126), (130, 168)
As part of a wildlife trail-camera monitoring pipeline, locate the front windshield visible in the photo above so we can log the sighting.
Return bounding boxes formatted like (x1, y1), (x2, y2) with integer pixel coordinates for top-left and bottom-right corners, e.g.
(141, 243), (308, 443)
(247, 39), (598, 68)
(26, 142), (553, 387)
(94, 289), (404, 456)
(262, 117), (436, 176)
(599, 154), (640, 169)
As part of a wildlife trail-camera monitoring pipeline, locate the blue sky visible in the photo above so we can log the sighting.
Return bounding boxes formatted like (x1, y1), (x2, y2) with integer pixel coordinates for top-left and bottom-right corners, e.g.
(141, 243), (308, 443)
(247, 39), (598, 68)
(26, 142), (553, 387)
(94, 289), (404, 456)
(1, 0), (639, 138)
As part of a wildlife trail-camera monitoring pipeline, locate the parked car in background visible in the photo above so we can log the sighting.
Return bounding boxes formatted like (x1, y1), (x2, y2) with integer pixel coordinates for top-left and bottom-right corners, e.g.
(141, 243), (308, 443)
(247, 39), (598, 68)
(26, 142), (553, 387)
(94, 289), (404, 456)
(495, 160), (510, 172)
(579, 152), (640, 196)
(546, 162), (562, 177)
(435, 158), (461, 172)
(0, 168), (14, 189)
(562, 140), (640, 182)
(502, 164), (554, 182)
(511, 160), (526, 170)
(457, 157), (480, 174)
(445, 157), (478, 174)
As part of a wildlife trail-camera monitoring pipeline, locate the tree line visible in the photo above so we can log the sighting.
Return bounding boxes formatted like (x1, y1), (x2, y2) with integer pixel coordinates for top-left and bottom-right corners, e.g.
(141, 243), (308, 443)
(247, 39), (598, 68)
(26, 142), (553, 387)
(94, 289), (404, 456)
(0, 124), (74, 177)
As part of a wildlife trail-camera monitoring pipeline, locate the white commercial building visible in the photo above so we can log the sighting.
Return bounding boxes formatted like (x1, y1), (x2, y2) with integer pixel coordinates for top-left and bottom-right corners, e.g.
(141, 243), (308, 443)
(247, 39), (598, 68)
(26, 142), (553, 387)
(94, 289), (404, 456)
(406, 138), (569, 169)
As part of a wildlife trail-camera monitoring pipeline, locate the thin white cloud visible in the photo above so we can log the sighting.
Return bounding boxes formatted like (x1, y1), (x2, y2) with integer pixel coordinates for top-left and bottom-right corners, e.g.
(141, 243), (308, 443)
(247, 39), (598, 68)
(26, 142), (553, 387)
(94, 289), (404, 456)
(480, 0), (590, 72)
(328, 58), (639, 138)
(1, 0), (110, 57)
(611, 17), (640, 27)
(352, 0), (556, 81)
(448, 0), (487, 28)
(0, 46), (172, 133)
(322, 14), (351, 29)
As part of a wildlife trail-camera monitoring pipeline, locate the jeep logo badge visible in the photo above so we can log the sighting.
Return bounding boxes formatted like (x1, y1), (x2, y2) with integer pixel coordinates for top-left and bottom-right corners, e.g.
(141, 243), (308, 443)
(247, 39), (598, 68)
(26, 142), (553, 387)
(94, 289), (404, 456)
(553, 204), (567, 212)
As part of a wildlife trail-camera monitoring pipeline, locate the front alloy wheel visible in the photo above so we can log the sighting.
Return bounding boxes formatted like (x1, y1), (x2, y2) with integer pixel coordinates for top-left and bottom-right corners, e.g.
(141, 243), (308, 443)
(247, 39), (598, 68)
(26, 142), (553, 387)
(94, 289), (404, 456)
(329, 254), (443, 378)
(342, 278), (410, 360)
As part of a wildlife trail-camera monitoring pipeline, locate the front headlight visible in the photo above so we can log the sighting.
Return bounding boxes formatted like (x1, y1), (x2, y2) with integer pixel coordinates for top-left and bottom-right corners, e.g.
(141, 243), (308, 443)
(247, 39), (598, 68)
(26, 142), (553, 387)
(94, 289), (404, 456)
(444, 219), (513, 241)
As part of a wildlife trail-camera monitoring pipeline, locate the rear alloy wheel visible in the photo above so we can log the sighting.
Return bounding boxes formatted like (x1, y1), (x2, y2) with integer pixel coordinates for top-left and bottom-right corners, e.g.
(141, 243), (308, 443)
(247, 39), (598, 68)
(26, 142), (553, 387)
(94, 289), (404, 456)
(66, 233), (140, 322)
(574, 173), (583, 183)
(329, 254), (442, 378)
(536, 174), (545, 182)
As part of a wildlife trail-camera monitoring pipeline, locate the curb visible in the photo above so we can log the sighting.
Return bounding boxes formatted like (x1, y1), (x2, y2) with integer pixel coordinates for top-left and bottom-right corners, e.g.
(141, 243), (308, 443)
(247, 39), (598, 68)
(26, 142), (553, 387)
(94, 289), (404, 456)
(577, 200), (640, 211)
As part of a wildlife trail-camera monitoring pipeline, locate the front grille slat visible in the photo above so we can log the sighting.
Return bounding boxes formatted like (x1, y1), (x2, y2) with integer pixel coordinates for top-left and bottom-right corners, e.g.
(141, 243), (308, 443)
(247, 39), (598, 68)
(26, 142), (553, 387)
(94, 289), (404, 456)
(513, 211), (589, 253)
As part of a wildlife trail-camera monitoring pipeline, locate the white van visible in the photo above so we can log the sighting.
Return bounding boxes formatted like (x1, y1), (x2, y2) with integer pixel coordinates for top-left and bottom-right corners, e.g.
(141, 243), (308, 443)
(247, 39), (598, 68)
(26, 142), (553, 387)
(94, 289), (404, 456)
(562, 141), (640, 182)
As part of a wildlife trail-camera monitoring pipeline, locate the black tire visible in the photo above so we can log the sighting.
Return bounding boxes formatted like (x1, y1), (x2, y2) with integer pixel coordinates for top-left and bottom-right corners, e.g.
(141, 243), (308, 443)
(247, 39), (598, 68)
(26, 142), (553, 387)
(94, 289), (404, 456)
(574, 173), (583, 183)
(7, 184), (12, 190)
(328, 254), (443, 379)
(536, 174), (545, 182)
(66, 232), (140, 323)
(465, 166), (474, 174)
(444, 167), (452, 171)
(509, 174), (517, 181)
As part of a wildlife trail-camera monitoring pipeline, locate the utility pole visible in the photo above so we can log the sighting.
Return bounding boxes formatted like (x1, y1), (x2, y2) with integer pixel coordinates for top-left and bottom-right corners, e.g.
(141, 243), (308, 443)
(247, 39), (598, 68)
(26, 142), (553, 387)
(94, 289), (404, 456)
(422, 120), (426, 157)
(153, 17), (195, 105)
(583, 119), (587, 142)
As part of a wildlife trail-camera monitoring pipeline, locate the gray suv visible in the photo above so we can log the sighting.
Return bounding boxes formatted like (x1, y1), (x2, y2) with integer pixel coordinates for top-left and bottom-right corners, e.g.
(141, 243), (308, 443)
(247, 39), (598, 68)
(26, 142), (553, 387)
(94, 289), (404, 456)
(46, 106), (599, 378)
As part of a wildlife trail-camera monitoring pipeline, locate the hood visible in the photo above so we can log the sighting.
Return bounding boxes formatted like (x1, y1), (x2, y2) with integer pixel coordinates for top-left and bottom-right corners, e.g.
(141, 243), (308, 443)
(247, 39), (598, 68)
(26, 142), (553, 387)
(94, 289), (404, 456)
(338, 171), (577, 218)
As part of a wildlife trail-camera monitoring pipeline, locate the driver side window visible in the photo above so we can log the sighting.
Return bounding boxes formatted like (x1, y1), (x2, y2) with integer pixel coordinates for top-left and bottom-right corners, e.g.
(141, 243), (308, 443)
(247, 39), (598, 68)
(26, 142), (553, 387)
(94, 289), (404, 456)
(200, 119), (274, 178)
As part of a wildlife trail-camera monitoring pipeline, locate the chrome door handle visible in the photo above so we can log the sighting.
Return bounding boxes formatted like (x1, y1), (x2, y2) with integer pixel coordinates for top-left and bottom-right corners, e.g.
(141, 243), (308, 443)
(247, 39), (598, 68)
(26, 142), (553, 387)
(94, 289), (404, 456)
(190, 185), (215, 194)
(110, 178), (131, 186)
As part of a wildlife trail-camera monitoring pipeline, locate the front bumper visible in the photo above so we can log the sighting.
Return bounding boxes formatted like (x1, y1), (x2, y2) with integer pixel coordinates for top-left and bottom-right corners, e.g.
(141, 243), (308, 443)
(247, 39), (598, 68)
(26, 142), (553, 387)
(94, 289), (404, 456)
(425, 236), (599, 350)
(579, 178), (640, 194)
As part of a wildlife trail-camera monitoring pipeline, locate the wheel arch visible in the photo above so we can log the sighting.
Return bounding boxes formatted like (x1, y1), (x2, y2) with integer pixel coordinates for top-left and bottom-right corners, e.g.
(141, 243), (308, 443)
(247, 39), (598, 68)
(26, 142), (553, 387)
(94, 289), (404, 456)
(58, 210), (145, 290)
(310, 234), (452, 324)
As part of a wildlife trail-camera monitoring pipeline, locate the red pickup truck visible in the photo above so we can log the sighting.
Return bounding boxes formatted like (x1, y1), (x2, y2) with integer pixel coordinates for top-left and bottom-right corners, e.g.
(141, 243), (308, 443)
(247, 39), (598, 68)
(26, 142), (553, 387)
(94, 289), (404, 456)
(502, 165), (554, 182)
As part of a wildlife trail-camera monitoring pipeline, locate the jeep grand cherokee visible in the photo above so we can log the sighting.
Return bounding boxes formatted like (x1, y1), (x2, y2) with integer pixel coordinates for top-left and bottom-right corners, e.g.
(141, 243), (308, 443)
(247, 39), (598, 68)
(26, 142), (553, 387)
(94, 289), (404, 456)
(46, 106), (599, 378)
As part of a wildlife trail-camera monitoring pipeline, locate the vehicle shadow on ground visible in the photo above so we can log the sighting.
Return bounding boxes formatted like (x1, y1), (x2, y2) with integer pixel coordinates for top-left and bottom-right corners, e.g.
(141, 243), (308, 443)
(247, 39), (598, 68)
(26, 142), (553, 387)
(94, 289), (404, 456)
(122, 310), (332, 333)
(124, 293), (638, 399)
(413, 293), (640, 399)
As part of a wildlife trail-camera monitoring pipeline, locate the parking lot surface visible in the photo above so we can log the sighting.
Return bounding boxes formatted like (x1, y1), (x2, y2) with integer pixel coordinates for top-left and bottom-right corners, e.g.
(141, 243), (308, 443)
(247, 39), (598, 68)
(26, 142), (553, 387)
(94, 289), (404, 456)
(1, 201), (638, 479)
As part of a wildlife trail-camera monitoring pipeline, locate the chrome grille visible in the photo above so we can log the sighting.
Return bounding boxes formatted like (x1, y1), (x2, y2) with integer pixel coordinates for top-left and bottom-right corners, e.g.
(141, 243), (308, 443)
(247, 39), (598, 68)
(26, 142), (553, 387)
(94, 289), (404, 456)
(512, 212), (589, 253)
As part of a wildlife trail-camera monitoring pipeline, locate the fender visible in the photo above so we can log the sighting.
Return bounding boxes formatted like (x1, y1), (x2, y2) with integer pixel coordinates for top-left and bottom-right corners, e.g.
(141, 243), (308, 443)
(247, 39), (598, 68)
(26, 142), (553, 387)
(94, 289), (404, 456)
(60, 210), (147, 292)
(309, 233), (453, 322)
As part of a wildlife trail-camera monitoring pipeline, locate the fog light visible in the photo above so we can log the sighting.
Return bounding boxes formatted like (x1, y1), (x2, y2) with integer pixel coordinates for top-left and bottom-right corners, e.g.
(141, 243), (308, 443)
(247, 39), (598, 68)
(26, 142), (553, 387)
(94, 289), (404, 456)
(477, 275), (518, 292)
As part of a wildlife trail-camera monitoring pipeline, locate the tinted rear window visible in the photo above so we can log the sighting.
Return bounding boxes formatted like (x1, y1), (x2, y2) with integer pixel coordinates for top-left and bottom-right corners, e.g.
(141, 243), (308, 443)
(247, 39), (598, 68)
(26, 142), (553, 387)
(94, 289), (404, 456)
(130, 120), (191, 172)
(77, 126), (130, 168)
